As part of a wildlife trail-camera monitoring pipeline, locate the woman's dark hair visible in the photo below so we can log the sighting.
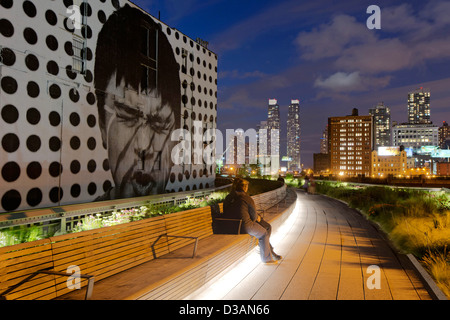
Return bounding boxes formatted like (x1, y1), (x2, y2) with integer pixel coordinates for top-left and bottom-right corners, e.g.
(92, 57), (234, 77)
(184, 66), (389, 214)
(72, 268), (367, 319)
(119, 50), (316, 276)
(232, 178), (249, 192)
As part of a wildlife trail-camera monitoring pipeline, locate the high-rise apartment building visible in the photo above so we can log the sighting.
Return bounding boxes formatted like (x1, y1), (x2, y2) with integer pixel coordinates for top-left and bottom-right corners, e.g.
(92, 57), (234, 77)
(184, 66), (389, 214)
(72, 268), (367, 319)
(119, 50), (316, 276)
(408, 88), (431, 124)
(267, 99), (280, 156)
(287, 100), (301, 171)
(315, 124), (330, 175)
(257, 120), (268, 155)
(266, 99), (280, 174)
(369, 102), (391, 148)
(320, 125), (328, 154)
(226, 129), (244, 166)
(267, 99), (280, 129)
(313, 153), (331, 174)
(328, 109), (373, 177)
(439, 121), (450, 149)
(257, 120), (269, 174)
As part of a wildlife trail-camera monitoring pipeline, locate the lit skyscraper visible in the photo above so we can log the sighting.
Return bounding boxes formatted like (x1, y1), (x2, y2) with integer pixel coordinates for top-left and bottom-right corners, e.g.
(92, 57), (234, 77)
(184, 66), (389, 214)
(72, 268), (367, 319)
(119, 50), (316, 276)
(257, 120), (269, 174)
(287, 100), (301, 171)
(267, 99), (280, 156)
(408, 87), (431, 124)
(320, 125), (328, 154)
(257, 120), (268, 157)
(439, 121), (450, 149)
(369, 102), (391, 148)
(267, 99), (280, 128)
(328, 108), (373, 177)
(267, 99), (280, 175)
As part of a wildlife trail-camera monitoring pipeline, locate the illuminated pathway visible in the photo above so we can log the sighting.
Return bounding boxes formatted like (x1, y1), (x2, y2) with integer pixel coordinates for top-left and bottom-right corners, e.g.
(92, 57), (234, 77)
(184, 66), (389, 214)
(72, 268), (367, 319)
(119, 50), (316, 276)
(186, 190), (434, 300)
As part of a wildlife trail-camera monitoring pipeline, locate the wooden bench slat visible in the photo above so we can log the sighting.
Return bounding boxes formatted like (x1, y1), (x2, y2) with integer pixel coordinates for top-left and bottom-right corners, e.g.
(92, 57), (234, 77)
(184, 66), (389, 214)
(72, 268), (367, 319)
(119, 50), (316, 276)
(0, 267), (55, 293)
(51, 226), (167, 262)
(165, 220), (212, 235)
(0, 246), (52, 282)
(165, 216), (212, 232)
(0, 258), (54, 289)
(86, 249), (154, 279)
(0, 238), (51, 255)
(0, 247), (53, 271)
(50, 232), (166, 269)
(56, 239), (154, 273)
(51, 224), (166, 260)
(50, 234), (94, 250)
(51, 216), (166, 246)
(54, 249), (156, 296)
(4, 275), (56, 300)
(12, 285), (57, 301)
(0, 257), (53, 286)
(0, 239), (51, 266)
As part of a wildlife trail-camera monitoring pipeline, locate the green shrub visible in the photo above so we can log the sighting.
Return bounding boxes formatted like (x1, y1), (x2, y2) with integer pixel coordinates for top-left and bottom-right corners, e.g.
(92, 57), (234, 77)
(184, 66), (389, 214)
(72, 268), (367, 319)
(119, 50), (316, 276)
(0, 226), (43, 247)
(421, 247), (450, 297)
(316, 181), (450, 298)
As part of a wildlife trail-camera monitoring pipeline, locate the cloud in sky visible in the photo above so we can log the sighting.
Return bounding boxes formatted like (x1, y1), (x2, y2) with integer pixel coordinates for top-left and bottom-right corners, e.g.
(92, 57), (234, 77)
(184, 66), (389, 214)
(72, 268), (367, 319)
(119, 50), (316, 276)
(314, 71), (392, 92)
(210, 0), (315, 53)
(219, 69), (267, 80)
(296, 2), (450, 93)
(296, 15), (375, 61)
(209, 0), (364, 55)
(314, 71), (360, 91)
(382, 2), (450, 37)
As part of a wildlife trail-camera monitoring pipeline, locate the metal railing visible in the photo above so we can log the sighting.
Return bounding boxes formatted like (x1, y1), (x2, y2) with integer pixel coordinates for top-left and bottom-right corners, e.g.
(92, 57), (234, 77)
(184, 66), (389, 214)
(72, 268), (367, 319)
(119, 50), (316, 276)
(317, 179), (446, 192)
(0, 185), (231, 237)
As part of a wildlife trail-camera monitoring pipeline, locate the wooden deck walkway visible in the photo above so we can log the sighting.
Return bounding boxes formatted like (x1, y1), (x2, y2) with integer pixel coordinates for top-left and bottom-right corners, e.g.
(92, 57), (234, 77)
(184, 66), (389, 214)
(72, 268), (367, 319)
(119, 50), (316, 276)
(187, 190), (435, 300)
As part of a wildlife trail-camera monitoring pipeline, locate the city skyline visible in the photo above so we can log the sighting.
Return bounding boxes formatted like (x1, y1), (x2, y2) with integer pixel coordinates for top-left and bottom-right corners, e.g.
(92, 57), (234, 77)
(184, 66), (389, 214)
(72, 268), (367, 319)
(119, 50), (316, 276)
(132, 0), (450, 168)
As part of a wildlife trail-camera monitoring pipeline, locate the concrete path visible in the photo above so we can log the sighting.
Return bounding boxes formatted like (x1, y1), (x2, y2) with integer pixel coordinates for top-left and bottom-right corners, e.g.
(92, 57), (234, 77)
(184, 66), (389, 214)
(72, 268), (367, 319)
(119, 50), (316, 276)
(187, 190), (434, 300)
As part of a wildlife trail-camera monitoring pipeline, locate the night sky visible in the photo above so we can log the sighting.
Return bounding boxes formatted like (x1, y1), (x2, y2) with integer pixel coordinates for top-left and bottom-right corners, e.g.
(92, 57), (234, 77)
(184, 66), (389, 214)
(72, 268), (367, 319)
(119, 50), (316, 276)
(132, 0), (450, 168)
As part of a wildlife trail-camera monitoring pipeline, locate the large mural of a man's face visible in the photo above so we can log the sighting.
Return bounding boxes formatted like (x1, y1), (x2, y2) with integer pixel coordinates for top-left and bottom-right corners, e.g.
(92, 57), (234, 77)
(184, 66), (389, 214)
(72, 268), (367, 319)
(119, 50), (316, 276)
(95, 5), (180, 200)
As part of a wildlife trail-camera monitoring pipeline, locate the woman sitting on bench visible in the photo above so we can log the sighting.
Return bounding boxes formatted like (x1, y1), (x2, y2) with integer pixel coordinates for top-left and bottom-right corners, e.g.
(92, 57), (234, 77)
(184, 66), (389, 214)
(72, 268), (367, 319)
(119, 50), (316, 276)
(223, 178), (282, 264)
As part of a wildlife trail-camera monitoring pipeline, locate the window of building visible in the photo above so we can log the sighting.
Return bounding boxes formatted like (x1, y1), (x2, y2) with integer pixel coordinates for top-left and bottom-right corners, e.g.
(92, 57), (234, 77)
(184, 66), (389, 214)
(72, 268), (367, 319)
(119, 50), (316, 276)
(140, 23), (158, 94)
(72, 35), (85, 73)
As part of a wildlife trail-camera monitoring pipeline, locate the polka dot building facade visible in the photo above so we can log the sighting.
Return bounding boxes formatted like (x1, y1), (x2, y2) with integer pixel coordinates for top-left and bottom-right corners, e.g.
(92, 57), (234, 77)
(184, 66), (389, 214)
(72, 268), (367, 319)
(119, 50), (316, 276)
(0, 0), (218, 212)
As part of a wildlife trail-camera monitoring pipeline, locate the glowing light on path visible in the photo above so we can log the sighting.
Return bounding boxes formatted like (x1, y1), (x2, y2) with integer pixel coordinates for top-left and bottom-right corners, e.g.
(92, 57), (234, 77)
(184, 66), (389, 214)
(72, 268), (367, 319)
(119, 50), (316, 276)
(185, 198), (301, 300)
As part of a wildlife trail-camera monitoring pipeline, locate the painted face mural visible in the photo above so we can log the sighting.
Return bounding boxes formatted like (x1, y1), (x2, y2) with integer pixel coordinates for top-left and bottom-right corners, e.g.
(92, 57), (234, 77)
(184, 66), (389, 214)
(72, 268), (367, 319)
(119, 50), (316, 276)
(0, 1), (217, 213)
(94, 5), (181, 200)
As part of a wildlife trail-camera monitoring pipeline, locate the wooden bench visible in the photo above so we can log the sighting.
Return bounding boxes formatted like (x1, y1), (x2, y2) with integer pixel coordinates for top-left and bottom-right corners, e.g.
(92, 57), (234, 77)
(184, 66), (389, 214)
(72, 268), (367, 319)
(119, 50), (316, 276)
(50, 215), (168, 298)
(130, 187), (297, 300)
(0, 216), (168, 300)
(57, 187), (296, 300)
(0, 185), (294, 300)
(0, 206), (216, 300)
(0, 239), (55, 300)
(162, 206), (212, 254)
